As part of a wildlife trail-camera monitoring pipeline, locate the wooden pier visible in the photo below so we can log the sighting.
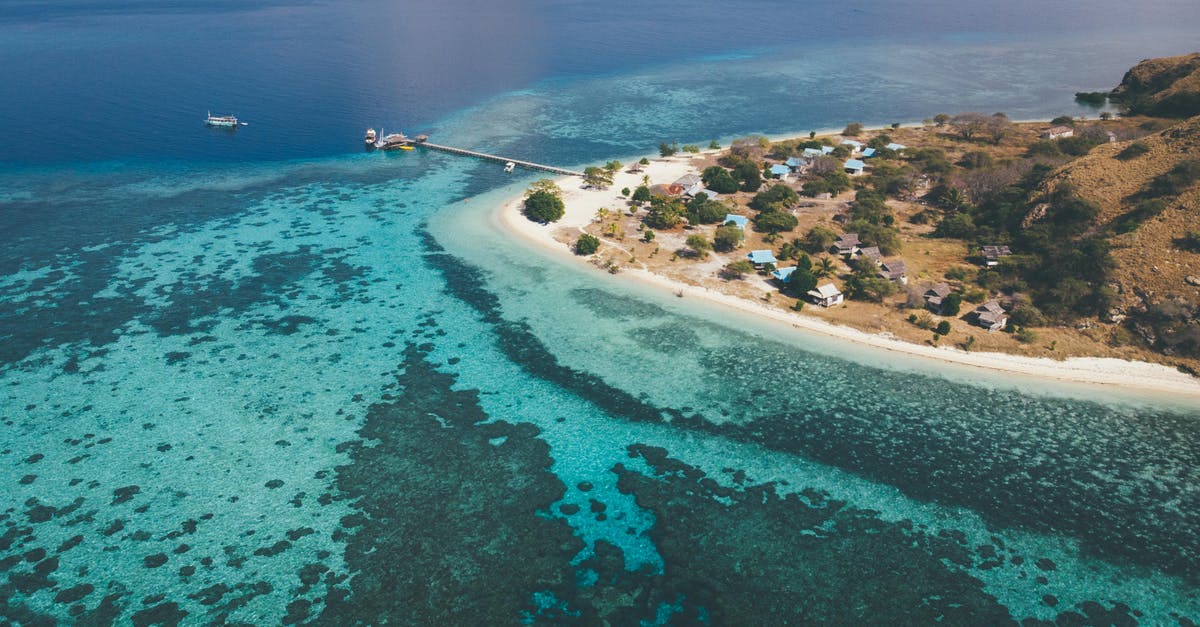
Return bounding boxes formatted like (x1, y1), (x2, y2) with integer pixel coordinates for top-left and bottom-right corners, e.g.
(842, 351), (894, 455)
(414, 140), (584, 177)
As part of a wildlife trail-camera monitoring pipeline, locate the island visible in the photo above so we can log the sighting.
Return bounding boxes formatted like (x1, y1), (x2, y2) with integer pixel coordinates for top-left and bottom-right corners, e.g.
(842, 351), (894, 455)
(496, 53), (1200, 397)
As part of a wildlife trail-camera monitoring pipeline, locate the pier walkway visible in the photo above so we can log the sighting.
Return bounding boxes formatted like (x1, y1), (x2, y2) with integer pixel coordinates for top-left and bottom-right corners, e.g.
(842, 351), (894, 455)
(415, 141), (584, 177)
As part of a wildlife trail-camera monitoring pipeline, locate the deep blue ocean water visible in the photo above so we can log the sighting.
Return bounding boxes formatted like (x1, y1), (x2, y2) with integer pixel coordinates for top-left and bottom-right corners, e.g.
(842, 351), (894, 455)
(2, 1), (1200, 624)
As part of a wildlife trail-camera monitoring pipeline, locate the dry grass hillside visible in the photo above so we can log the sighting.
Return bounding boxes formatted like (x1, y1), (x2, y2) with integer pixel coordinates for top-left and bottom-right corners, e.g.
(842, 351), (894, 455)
(1042, 116), (1200, 314)
(1112, 52), (1200, 117)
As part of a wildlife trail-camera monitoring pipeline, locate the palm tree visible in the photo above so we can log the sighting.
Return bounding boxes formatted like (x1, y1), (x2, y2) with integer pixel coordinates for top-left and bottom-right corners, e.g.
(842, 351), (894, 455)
(814, 257), (837, 278)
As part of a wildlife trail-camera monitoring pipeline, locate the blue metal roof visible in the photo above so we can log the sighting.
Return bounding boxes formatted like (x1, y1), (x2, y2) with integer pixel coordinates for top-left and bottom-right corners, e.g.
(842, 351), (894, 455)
(771, 266), (796, 281)
(769, 164), (790, 176)
(861, 147), (876, 158)
(821, 146), (835, 154)
(885, 143), (906, 151)
(802, 148), (823, 157)
(723, 214), (749, 228)
(841, 139), (863, 149)
(844, 159), (866, 170)
(785, 157), (804, 167)
(748, 250), (778, 264)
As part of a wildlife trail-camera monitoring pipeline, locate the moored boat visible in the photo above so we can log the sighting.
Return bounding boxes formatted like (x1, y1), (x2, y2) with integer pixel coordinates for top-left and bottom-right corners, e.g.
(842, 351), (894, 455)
(504, 161), (515, 173)
(205, 112), (239, 128)
(365, 128), (377, 147)
(378, 132), (410, 150)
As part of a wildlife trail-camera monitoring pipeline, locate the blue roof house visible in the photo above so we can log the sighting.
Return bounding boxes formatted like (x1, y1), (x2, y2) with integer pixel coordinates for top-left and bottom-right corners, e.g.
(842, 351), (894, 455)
(771, 266), (796, 282)
(841, 139), (863, 151)
(747, 250), (778, 266)
(785, 157), (805, 169)
(821, 145), (835, 155)
(885, 142), (907, 151)
(769, 164), (791, 178)
(802, 148), (824, 159)
(844, 159), (866, 175)
(861, 147), (876, 158)
(723, 214), (749, 228)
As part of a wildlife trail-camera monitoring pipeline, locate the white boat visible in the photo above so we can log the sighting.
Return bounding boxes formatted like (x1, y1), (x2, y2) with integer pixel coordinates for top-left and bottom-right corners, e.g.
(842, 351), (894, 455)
(365, 128), (377, 147)
(504, 161), (515, 173)
(205, 111), (241, 128)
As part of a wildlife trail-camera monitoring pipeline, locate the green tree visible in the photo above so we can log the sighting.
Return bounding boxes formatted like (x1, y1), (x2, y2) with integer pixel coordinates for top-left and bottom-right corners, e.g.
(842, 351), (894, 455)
(685, 234), (712, 258)
(732, 161), (762, 192)
(659, 142), (677, 157)
(713, 225), (744, 252)
(574, 234), (600, 255)
(934, 213), (977, 239)
(701, 166), (740, 194)
(620, 187), (630, 197)
(524, 179), (562, 199)
(749, 184), (799, 212)
(642, 229), (655, 243)
(804, 225), (838, 253)
(754, 211), (799, 234)
(814, 257), (837, 278)
(643, 201), (684, 229)
(584, 166), (614, 189)
(631, 185), (652, 203)
(933, 113), (951, 126)
(935, 320), (951, 335)
(604, 160), (623, 173)
(940, 292), (962, 316)
(843, 122), (864, 136)
(709, 140), (721, 149)
(523, 190), (565, 223)
(639, 157), (651, 165)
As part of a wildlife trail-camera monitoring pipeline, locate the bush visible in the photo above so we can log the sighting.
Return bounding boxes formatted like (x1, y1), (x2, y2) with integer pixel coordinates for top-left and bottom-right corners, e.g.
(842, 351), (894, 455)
(720, 259), (755, 280)
(642, 230), (655, 243)
(1175, 230), (1200, 252)
(1116, 142), (1151, 161)
(1015, 327), (1038, 344)
(750, 184), (799, 212)
(804, 225), (838, 253)
(1050, 115), (1076, 126)
(843, 122), (864, 136)
(523, 190), (565, 223)
(945, 266), (971, 281)
(1144, 159), (1200, 198)
(620, 187), (630, 197)
(935, 321), (951, 335)
(685, 234), (712, 258)
(1009, 304), (1047, 327)
(631, 185), (651, 203)
(958, 151), (993, 169)
(574, 234), (600, 255)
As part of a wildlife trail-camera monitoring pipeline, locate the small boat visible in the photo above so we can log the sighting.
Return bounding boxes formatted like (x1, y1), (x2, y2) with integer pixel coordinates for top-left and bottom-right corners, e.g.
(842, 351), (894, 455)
(365, 128), (377, 147)
(504, 161), (515, 173)
(399, 145), (414, 151)
(378, 132), (410, 150)
(205, 111), (242, 128)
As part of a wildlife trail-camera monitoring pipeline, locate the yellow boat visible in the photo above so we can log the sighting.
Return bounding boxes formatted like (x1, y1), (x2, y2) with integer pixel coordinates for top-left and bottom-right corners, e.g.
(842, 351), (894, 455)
(399, 145), (414, 151)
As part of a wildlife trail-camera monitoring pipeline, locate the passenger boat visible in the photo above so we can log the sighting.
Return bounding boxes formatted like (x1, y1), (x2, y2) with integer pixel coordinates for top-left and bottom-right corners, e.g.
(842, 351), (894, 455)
(378, 132), (410, 150)
(205, 112), (241, 128)
(365, 128), (377, 147)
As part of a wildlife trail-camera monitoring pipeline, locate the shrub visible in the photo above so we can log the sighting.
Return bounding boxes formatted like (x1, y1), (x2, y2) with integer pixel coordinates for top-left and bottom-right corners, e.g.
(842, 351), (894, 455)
(1175, 230), (1200, 252)
(1015, 327), (1038, 344)
(1050, 115), (1076, 126)
(620, 187), (630, 197)
(523, 190), (565, 223)
(935, 321), (951, 335)
(843, 122), (864, 136)
(958, 151), (993, 169)
(754, 211), (799, 234)
(1144, 159), (1200, 198)
(1116, 142), (1151, 161)
(1009, 304), (1047, 327)
(642, 230), (655, 243)
(945, 266), (971, 281)
(963, 288), (987, 304)
(631, 185), (651, 203)
(750, 184), (799, 212)
(685, 234), (712, 258)
(804, 225), (838, 253)
(574, 234), (600, 255)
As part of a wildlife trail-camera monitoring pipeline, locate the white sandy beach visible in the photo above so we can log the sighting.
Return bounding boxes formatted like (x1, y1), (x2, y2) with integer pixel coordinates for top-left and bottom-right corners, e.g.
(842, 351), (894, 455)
(494, 152), (1200, 401)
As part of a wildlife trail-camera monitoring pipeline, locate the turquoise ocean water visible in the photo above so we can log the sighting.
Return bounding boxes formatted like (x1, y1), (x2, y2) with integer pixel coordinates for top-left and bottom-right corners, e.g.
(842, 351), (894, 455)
(2, 1), (1200, 623)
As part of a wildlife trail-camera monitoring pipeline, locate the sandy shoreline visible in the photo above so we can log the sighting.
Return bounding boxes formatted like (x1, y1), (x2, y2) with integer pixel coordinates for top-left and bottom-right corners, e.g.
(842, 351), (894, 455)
(492, 148), (1200, 401)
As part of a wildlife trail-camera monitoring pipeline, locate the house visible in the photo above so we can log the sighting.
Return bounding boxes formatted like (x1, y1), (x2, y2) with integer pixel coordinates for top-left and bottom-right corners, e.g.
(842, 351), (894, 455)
(855, 246), (882, 263)
(885, 142), (906, 152)
(674, 173), (702, 189)
(973, 301), (1009, 331)
(807, 283), (844, 307)
(844, 159), (866, 175)
(785, 156), (806, 171)
(981, 245), (1012, 266)
(771, 266), (796, 282)
(802, 147), (824, 159)
(649, 183), (684, 197)
(878, 259), (908, 284)
(861, 147), (877, 158)
(747, 249), (778, 266)
(723, 214), (749, 228)
(769, 164), (791, 178)
(821, 145), (835, 155)
(924, 283), (954, 313)
(685, 182), (721, 199)
(1041, 125), (1074, 140)
(841, 139), (863, 152)
(834, 233), (860, 255)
